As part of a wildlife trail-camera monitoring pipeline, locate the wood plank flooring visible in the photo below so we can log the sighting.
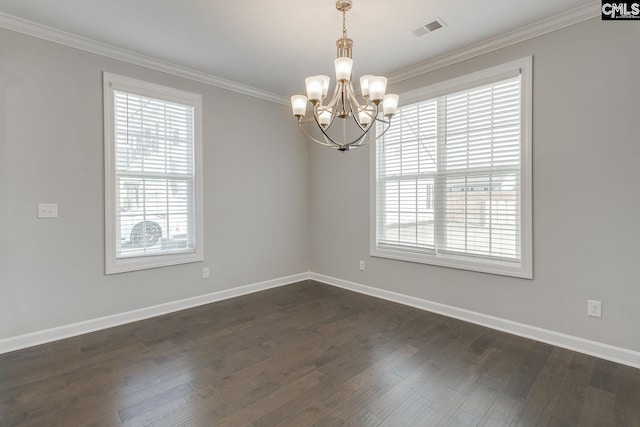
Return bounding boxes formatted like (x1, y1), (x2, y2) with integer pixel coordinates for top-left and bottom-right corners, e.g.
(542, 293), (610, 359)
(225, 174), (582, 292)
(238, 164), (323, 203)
(1, 280), (639, 426)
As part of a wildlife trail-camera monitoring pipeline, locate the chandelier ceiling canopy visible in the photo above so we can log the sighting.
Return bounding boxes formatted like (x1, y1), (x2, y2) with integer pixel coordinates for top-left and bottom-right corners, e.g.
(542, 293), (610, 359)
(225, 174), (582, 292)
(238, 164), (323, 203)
(290, 0), (399, 152)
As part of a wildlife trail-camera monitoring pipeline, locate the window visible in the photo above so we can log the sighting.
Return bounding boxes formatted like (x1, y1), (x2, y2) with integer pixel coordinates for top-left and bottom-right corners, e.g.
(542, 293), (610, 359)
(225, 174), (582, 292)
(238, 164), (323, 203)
(103, 73), (203, 274)
(372, 58), (532, 278)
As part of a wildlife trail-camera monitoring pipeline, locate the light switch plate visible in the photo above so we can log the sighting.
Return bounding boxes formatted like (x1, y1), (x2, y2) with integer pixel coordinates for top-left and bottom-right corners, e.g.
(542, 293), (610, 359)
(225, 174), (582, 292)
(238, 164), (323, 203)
(38, 203), (58, 218)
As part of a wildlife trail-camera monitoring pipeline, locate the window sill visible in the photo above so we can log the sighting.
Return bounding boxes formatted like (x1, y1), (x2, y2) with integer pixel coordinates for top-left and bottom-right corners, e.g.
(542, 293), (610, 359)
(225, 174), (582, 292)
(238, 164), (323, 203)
(371, 246), (532, 279)
(106, 251), (203, 275)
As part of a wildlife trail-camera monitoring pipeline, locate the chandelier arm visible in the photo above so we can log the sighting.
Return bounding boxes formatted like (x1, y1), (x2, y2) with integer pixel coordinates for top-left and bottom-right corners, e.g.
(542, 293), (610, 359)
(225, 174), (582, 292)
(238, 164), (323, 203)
(310, 111), (343, 147)
(297, 107), (394, 150)
(315, 82), (343, 132)
(374, 114), (392, 126)
(351, 113), (368, 133)
(346, 87), (366, 132)
(325, 81), (343, 113)
(341, 123), (377, 147)
(351, 116), (393, 147)
(346, 83), (380, 131)
(349, 96), (379, 133)
(312, 96), (376, 148)
(312, 105), (371, 149)
(345, 81), (369, 111)
(315, 117), (346, 147)
(346, 133), (371, 148)
(348, 127), (376, 147)
(313, 112), (375, 149)
(296, 119), (338, 147)
(296, 115), (319, 125)
(313, 102), (338, 130)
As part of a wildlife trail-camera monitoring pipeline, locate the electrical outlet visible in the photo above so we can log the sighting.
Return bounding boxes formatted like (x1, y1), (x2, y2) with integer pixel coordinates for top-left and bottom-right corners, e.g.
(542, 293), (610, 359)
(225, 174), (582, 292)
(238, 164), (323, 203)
(359, 260), (365, 271)
(202, 267), (210, 279)
(587, 300), (602, 318)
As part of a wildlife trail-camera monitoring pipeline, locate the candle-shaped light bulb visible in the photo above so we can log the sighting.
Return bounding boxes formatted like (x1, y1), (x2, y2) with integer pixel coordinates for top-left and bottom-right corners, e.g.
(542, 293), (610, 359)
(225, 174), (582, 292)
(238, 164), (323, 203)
(369, 76), (388, 102)
(318, 109), (332, 127)
(383, 94), (399, 117)
(291, 95), (307, 117)
(305, 76), (324, 102)
(358, 105), (375, 127)
(319, 75), (330, 98)
(360, 75), (373, 98)
(334, 57), (353, 81)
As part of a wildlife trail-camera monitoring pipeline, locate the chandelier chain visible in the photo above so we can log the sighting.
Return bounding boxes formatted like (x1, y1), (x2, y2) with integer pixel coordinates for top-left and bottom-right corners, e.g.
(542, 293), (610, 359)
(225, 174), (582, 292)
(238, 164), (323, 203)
(342, 10), (347, 38)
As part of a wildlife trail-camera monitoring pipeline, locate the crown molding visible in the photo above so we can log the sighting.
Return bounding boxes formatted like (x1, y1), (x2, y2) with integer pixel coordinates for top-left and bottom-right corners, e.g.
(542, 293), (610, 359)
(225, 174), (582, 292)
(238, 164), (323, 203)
(388, 1), (601, 84)
(0, 12), (289, 105)
(0, 2), (600, 105)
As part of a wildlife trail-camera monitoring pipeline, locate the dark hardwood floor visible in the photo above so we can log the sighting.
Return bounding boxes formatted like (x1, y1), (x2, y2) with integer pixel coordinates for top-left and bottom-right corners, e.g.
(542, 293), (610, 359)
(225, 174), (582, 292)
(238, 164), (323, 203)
(1, 280), (639, 426)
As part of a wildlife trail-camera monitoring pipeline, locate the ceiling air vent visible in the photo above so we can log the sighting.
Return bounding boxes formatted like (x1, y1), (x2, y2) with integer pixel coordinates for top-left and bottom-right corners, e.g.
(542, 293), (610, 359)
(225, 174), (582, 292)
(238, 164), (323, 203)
(411, 18), (447, 37)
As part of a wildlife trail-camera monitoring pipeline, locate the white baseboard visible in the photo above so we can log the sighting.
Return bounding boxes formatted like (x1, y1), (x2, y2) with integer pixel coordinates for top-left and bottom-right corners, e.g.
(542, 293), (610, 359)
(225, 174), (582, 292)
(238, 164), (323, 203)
(0, 272), (309, 355)
(4, 271), (639, 370)
(310, 272), (640, 370)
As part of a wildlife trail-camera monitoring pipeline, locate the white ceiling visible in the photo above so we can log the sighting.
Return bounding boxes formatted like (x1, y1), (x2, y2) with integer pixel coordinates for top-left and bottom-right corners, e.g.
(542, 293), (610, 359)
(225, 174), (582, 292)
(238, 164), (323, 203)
(0, 0), (595, 97)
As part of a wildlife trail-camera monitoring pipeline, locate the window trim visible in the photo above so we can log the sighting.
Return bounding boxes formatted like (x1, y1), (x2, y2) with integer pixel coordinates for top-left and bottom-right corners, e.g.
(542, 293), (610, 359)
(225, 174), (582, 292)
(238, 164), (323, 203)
(103, 72), (204, 274)
(370, 57), (533, 279)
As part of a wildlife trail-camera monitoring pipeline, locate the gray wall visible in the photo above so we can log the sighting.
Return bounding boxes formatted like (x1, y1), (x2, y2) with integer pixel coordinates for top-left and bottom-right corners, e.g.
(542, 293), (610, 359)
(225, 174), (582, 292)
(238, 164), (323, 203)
(0, 28), (310, 339)
(2, 16), (639, 356)
(310, 18), (640, 353)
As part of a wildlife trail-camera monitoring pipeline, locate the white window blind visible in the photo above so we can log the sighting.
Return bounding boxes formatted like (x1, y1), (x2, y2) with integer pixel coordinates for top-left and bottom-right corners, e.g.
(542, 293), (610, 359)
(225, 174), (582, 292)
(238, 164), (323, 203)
(373, 59), (532, 278)
(438, 77), (521, 261)
(104, 73), (203, 274)
(376, 99), (438, 252)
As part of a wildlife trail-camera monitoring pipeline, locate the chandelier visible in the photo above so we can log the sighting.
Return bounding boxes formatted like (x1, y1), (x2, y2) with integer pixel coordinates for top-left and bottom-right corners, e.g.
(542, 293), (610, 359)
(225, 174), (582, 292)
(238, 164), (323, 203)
(290, 0), (399, 152)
